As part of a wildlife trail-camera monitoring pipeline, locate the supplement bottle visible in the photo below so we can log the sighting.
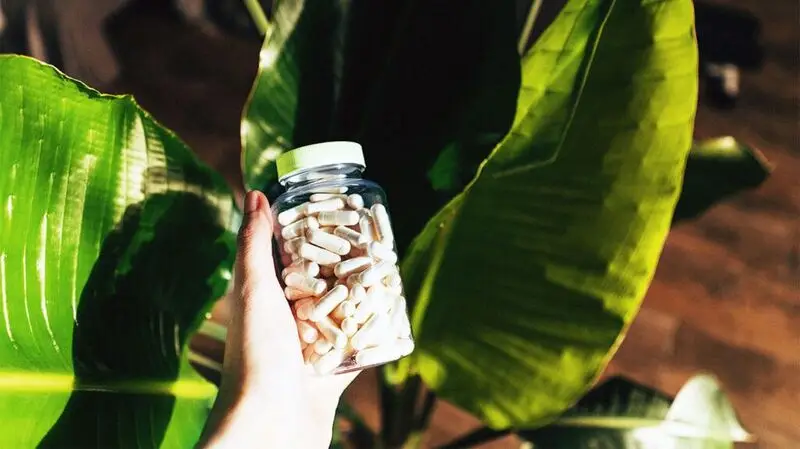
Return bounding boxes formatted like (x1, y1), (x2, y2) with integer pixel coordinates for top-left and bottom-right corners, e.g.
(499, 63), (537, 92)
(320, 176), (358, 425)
(270, 141), (414, 375)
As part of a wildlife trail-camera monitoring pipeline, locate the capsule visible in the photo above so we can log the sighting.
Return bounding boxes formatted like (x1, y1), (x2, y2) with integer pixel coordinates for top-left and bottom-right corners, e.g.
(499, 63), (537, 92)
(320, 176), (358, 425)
(309, 285), (349, 322)
(294, 298), (314, 321)
(346, 194), (364, 210)
(355, 261), (394, 287)
(281, 216), (319, 239)
(281, 260), (320, 279)
(391, 297), (412, 338)
(305, 198), (345, 215)
(334, 256), (372, 279)
(285, 286), (314, 301)
(278, 203), (306, 226)
(314, 186), (348, 194)
(285, 272), (327, 295)
(341, 317), (358, 336)
(283, 236), (307, 255)
(355, 340), (413, 366)
(350, 312), (390, 350)
(371, 204), (394, 245)
(348, 283), (367, 305)
(303, 343), (319, 363)
(316, 316), (348, 349)
(333, 226), (363, 247)
(366, 241), (397, 263)
(306, 229), (351, 255)
(358, 216), (375, 244)
(313, 348), (346, 374)
(332, 300), (357, 320)
(313, 338), (334, 355)
(297, 320), (319, 344)
(298, 242), (341, 265)
(310, 193), (347, 202)
(317, 210), (359, 226)
(384, 271), (402, 288)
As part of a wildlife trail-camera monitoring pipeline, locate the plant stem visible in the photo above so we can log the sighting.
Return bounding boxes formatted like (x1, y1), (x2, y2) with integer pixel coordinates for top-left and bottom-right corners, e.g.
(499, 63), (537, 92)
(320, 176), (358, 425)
(517, 0), (543, 55)
(243, 0), (269, 36)
(412, 390), (437, 434)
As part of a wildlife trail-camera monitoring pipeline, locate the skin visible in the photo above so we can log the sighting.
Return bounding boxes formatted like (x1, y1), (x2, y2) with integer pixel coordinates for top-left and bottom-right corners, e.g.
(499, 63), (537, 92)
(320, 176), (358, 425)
(198, 190), (359, 449)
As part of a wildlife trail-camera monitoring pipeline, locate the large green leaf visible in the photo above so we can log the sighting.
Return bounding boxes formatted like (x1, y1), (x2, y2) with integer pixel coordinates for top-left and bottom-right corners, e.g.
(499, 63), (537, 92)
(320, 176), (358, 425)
(401, 0), (698, 428)
(519, 374), (752, 448)
(240, 0), (520, 252)
(675, 137), (771, 222)
(0, 55), (236, 448)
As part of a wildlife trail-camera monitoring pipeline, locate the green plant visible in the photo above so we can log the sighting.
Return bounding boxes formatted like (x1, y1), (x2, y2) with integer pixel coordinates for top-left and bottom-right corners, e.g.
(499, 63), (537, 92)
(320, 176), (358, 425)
(0, 0), (770, 447)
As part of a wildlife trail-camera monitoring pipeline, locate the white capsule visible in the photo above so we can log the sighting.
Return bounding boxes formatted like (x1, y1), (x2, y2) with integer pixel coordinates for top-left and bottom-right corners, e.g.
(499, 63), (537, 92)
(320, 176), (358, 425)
(356, 261), (395, 287)
(297, 320), (319, 344)
(305, 198), (345, 215)
(352, 286), (390, 324)
(358, 216), (375, 244)
(384, 271), (402, 289)
(280, 216), (319, 240)
(294, 298), (314, 321)
(309, 285), (349, 322)
(355, 340), (414, 366)
(332, 300), (357, 320)
(341, 317), (358, 336)
(281, 260), (320, 279)
(313, 338), (334, 355)
(285, 272), (327, 295)
(348, 283), (367, 305)
(310, 193), (347, 202)
(333, 256), (372, 279)
(313, 348), (346, 375)
(346, 194), (364, 210)
(333, 226), (363, 247)
(277, 203), (307, 226)
(283, 236), (307, 255)
(390, 298), (412, 338)
(306, 229), (351, 255)
(350, 312), (390, 350)
(366, 241), (397, 263)
(314, 186), (348, 194)
(316, 316), (348, 349)
(298, 242), (341, 265)
(317, 210), (359, 226)
(371, 204), (394, 246)
(285, 286), (314, 301)
(303, 343), (319, 364)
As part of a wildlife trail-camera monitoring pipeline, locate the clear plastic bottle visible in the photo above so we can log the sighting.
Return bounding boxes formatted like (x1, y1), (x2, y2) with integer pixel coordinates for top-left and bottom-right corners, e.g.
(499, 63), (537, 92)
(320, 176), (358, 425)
(270, 142), (414, 375)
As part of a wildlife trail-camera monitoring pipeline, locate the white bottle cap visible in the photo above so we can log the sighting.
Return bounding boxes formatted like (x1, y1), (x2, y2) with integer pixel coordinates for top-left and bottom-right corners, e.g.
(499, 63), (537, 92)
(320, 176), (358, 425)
(276, 141), (366, 182)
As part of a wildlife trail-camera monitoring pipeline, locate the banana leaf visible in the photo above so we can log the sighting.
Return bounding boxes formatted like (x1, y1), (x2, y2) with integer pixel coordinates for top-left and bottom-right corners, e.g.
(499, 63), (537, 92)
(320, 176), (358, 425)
(240, 0), (521, 252)
(399, 0), (699, 428)
(518, 374), (752, 448)
(674, 137), (771, 222)
(0, 55), (236, 448)
(440, 375), (751, 448)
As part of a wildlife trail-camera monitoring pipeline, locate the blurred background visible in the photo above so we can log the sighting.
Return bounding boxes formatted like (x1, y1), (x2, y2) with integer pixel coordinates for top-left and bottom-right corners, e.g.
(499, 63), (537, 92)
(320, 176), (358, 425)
(1, 0), (796, 447)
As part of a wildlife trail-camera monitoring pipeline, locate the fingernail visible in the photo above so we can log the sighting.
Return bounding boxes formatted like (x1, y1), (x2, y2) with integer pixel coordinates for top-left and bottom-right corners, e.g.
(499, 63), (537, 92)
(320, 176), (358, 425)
(244, 190), (262, 214)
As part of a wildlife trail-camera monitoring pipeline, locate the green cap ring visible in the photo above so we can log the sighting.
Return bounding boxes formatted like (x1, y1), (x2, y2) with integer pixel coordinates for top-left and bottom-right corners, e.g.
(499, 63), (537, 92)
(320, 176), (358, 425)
(276, 141), (366, 181)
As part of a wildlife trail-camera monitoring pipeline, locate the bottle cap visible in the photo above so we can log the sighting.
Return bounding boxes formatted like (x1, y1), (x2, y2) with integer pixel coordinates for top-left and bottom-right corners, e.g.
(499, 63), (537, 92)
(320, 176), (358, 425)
(276, 141), (366, 181)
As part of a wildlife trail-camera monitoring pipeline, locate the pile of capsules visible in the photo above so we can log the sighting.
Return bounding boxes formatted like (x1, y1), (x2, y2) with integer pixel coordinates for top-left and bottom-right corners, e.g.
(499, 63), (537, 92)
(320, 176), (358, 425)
(276, 189), (414, 374)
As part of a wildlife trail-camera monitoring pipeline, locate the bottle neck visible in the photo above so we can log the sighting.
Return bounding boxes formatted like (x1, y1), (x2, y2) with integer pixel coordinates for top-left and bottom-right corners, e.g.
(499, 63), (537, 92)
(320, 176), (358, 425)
(279, 163), (364, 191)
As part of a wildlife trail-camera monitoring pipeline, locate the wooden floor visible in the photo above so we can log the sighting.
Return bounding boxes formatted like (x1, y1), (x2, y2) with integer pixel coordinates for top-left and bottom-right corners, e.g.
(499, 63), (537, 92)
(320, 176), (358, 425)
(102, 1), (798, 447)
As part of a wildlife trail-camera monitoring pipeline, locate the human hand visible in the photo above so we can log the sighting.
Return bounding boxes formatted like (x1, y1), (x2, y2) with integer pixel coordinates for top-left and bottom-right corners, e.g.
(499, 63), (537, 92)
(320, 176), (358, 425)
(198, 190), (359, 449)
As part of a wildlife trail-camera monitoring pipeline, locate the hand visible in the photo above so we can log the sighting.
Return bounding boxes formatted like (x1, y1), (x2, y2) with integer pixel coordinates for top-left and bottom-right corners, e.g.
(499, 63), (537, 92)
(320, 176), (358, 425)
(198, 190), (359, 449)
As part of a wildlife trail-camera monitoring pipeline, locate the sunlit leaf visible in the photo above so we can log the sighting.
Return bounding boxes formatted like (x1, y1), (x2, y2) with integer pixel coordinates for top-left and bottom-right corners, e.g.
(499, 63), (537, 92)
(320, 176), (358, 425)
(401, 0), (698, 428)
(0, 55), (236, 448)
